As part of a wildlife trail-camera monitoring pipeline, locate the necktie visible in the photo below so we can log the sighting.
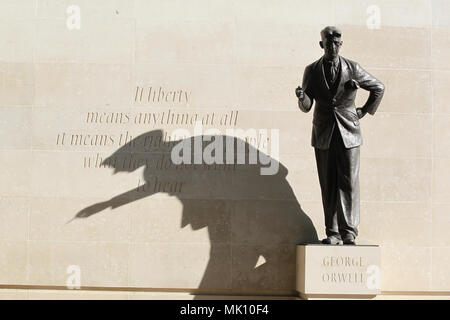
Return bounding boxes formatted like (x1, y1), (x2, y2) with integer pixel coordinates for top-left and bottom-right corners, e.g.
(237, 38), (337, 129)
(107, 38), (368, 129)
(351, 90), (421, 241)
(325, 60), (337, 86)
(329, 62), (336, 84)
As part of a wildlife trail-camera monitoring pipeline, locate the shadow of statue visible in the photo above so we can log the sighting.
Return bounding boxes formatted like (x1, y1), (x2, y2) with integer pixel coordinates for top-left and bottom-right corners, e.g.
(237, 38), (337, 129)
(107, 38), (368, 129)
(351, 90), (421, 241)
(71, 129), (318, 295)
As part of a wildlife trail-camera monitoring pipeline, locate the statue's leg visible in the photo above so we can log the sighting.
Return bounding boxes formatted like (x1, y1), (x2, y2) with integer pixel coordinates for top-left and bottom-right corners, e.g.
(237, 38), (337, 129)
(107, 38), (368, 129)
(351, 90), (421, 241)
(314, 143), (339, 238)
(335, 141), (360, 238)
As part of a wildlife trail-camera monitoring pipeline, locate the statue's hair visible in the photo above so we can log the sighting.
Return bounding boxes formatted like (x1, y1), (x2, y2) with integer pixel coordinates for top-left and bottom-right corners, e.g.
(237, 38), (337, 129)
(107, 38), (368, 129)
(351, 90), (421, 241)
(320, 26), (342, 40)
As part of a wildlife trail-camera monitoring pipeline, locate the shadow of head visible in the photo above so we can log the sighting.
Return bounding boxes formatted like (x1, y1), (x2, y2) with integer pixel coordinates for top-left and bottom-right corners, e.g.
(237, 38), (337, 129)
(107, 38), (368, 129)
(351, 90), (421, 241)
(101, 128), (287, 197)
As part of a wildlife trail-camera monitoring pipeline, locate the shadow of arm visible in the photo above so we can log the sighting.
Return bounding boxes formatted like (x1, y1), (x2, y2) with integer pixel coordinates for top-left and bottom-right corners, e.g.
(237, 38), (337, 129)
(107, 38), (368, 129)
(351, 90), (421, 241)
(69, 184), (155, 222)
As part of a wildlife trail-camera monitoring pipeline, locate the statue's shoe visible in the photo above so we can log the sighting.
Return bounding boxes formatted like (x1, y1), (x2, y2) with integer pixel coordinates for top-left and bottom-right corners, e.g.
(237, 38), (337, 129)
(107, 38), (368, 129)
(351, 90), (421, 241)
(343, 234), (356, 245)
(321, 236), (343, 245)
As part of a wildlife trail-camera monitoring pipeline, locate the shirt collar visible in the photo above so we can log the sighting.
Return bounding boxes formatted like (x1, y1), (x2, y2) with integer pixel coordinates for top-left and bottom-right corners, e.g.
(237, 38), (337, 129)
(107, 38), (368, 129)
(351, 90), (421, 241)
(323, 56), (339, 66)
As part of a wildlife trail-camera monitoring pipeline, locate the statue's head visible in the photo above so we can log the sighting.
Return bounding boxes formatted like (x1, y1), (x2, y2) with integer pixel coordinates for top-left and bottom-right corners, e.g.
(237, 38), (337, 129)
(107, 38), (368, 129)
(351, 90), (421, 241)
(319, 26), (343, 60)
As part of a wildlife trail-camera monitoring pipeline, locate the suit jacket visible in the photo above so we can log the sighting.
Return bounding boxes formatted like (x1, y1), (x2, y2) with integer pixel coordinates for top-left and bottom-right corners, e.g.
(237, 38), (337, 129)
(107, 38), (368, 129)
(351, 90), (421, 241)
(300, 56), (385, 149)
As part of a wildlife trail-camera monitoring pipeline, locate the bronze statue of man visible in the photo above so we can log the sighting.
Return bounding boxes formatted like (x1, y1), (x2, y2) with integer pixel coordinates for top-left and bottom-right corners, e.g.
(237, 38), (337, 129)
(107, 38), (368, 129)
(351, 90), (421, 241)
(295, 26), (385, 245)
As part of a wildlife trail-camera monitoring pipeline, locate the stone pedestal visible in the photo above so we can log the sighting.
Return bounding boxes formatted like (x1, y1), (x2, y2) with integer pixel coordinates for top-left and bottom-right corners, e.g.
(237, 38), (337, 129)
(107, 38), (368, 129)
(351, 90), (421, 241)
(296, 244), (381, 299)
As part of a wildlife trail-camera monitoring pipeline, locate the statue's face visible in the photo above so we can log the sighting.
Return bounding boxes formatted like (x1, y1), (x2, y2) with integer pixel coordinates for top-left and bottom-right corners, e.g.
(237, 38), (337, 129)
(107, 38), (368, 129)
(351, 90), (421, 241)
(320, 36), (342, 60)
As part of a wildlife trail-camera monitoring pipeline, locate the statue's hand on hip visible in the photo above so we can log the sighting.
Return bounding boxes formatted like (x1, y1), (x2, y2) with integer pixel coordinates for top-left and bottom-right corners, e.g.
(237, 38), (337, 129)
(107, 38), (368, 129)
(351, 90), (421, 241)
(356, 108), (367, 119)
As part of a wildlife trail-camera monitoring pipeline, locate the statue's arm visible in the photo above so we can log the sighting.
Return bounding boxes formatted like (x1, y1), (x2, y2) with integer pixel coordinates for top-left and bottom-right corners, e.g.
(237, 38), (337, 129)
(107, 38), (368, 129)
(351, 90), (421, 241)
(354, 63), (385, 117)
(298, 94), (312, 113)
(298, 65), (314, 113)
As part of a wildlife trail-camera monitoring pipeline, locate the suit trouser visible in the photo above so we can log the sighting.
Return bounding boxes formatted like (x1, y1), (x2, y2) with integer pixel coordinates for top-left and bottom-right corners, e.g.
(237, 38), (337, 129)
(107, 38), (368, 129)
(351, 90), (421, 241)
(314, 127), (360, 238)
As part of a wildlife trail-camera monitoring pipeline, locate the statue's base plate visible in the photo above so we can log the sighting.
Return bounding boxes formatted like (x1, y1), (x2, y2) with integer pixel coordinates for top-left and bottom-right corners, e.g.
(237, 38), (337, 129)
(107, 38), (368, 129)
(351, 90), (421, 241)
(296, 244), (381, 299)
